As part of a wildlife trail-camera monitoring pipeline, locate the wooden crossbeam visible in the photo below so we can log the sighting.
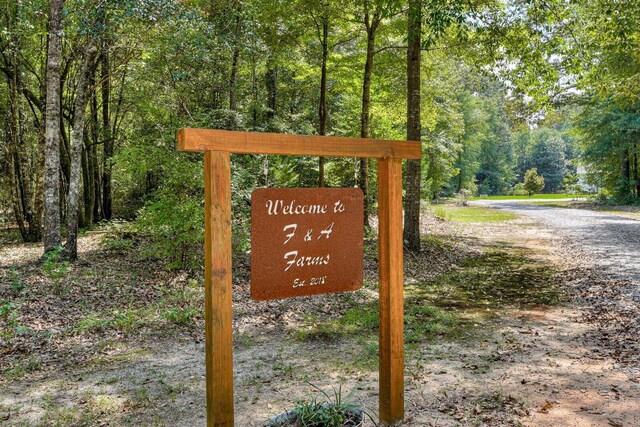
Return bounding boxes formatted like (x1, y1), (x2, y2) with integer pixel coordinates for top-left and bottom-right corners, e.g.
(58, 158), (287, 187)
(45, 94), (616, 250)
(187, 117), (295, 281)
(178, 128), (421, 159)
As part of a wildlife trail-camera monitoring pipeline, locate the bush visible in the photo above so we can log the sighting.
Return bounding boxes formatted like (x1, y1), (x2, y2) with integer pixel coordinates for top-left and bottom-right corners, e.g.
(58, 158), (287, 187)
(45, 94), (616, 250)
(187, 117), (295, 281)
(524, 168), (545, 196)
(594, 188), (611, 204)
(454, 189), (473, 206)
(510, 182), (528, 196)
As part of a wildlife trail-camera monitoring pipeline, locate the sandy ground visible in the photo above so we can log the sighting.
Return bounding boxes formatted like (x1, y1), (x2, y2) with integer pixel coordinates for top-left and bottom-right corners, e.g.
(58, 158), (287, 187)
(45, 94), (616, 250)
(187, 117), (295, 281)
(2, 206), (640, 426)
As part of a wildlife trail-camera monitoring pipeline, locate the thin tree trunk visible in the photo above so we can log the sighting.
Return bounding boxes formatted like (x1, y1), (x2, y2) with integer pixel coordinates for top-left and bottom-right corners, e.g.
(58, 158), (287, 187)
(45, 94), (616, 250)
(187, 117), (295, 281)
(229, 2), (241, 126)
(66, 44), (97, 260)
(43, 0), (64, 252)
(4, 2), (42, 242)
(101, 47), (113, 220)
(265, 54), (277, 126)
(635, 143), (639, 198)
(82, 70), (99, 225)
(7, 114), (27, 239)
(621, 147), (631, 198)
(359, 3), (380, 227)
(403, 0), (422, 252)
(457, 144), (463, 193)
(318, 11), (329, 188)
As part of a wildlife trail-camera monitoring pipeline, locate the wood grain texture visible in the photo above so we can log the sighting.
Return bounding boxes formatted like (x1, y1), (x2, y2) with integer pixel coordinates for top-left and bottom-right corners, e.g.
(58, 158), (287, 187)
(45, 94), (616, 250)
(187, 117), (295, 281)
(377, 158), (405, 424)
(178, 128), (421, 159)
(204, 151), (234, 426)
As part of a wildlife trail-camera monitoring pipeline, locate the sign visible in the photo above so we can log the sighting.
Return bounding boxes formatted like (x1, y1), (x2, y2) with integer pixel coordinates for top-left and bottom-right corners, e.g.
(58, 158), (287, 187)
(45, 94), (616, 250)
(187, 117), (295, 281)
(251, 188), (364, 300)
(178, 128), (420, 426)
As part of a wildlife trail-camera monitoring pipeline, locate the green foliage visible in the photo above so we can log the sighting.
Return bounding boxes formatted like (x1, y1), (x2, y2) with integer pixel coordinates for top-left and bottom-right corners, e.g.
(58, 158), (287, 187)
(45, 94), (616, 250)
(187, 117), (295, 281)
(562, 173), (582, 196)
(510, 182), (528, 197)
(0, 300), (28, 343)
(134, 153), (205, 270)
(268, 383), (366, 427)
(42, 246), (70, 293)
(524, 168), (545, 197)
(161, 307), (199, 325)
(575, 98), (640, 203)
(594, 188), (611, 205)
(454, 189), (473, 206)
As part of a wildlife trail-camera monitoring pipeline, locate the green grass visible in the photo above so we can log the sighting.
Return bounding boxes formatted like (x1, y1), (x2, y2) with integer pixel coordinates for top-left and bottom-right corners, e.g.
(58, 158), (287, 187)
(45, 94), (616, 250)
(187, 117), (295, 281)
(296, 246), (564, 372)
(525, 201), (572, 208)
(432, 205), (518, 222)
(472, 193), (580, 200)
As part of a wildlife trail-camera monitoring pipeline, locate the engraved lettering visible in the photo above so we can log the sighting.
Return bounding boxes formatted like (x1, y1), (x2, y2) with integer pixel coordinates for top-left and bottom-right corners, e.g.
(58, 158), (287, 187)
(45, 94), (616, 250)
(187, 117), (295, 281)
(283, 224), (297, 244)
(265, 199), (328, 215)
(318, 222), (334, 239)
(283, 251), (330, 271)
(284, 251), (298, 272)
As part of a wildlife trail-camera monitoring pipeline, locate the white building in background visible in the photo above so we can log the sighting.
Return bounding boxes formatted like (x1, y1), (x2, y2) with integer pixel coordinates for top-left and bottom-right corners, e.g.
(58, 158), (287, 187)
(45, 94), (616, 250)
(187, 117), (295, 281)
(576, 164), (600, 193)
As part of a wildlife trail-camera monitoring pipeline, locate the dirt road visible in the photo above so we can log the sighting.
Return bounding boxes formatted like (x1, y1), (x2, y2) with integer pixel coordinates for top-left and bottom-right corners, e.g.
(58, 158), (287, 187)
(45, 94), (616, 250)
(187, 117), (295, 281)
(473, 200), (640, 283)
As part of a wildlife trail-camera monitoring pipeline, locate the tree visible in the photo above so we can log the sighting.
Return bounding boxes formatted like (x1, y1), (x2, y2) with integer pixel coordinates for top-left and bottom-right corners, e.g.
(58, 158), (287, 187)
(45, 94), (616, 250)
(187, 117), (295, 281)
(403, 0), (421, 252)
(1, 0), (45, 242)
(358, 0), (384, 226)
(524, 168), (545, 197)
(317, 1), (329, 187)
(530, 131), (566, 193)
(66, 43), (98, 260)
(43, 0), (64, 253)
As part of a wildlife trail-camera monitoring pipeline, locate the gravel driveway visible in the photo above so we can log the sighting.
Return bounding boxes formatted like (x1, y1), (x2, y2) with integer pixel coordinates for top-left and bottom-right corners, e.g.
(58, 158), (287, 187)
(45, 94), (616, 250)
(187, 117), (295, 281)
(473, 199), (640, 283)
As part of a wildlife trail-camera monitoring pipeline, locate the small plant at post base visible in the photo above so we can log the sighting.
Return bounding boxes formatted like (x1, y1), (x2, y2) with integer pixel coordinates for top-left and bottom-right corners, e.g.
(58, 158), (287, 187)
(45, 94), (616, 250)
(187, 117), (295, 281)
(265, 383), (375, 427)
(524, 168), (545, 197)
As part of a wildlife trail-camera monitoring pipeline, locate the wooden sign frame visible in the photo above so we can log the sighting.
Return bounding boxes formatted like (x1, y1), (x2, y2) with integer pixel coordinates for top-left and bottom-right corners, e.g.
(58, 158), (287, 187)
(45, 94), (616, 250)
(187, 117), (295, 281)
(177, 128), (421, 426)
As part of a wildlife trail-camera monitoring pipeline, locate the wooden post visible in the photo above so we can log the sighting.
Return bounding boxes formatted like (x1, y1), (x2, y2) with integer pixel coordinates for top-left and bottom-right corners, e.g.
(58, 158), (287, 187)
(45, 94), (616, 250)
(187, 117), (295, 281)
(377, 157), (405, 424)
(204, 151), (234, 426)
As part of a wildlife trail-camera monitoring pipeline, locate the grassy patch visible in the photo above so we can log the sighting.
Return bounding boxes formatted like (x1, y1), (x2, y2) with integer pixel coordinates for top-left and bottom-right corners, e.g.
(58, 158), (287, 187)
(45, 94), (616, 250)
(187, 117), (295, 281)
(75, 308), (156, 334)
(472, 193), (579, 200)
(40, 394), (126, 427)
(408, 250), (564, 313)
(525, 201), (572, 208)
(432, 205), (518, 222)
(2, 356), (42, 380)
(297, 247), (563, 365)
(161, 307), (200, 325)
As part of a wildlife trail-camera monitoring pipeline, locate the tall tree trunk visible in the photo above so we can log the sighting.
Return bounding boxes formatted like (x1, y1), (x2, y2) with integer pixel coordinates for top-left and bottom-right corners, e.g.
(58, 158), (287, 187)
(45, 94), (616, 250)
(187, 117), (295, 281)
(621, 147), (631, 198)
(457, 149), (463, 193)
(635, 143), (639, 198)
(359, 4), (380, 227)
(6, 111), (27, 239)
(318, 11), (329, 188)
(82, 70), (99, 225)
(66, 44), (97, 260)
(43, 0), (64, 252)
(4, 2), (43, 242)
(93, 143), (101, 220)
(265, 54), (277, 126)
(101, 47), (113, 220)
(228, 2), (241, 128)
(403, 0), (422, 252)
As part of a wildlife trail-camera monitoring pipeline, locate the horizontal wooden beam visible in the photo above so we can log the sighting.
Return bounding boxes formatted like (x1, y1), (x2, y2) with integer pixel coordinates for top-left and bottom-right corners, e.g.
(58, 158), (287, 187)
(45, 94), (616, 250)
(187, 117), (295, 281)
(177, 128), (422, 159)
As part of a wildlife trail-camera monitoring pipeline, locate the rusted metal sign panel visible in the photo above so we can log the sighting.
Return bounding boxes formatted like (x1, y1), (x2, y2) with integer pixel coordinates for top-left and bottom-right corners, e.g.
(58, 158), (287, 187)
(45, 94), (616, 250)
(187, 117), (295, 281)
(251, 188), (364, 300)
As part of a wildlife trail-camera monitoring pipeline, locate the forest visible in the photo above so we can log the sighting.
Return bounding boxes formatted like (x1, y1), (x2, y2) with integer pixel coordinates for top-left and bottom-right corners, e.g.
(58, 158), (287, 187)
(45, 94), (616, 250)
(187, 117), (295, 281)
(2, 1), (640, 426)
(1, 0), (639, 264)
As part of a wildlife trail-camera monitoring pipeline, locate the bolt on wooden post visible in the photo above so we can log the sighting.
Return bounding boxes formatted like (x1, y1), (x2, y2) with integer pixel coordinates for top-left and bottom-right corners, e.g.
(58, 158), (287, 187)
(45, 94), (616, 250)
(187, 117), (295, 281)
(177, 128), (421, 426)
